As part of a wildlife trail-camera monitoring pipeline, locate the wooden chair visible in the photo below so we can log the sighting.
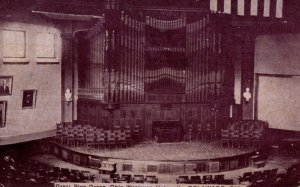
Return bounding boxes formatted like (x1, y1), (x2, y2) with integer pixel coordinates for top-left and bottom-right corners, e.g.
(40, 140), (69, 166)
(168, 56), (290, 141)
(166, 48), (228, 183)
(106, 130), (116, 149)
(116, 131), (127, 148)
(196, 123), (202, 141)
(176, 176), (190, 184)
(132, 174), (144, 183)
(55, 123), (64, 144)
(203, 175), (213, 184)
(132, 124), (141, 144)
(75, 125), (85, 146)
(61, 125), (69, 145)
(221, 125), (230, 147)
(95, 128), (106, 148)
(240, 123), (251, 148)
(252, 121), (267, 147)
(229, 122), (240, 147)
(124, 125), (132, 146)
(85, 128), (95, 147)
(214, 174), (225, 184)
(253, 171), (264, 181)
(144, 175), (158, 183)
(190, 176), (201, 184)
(203, 123), (213, 141)
(66, 126), (75, 147)
(121, 174), (132, 183)
(238, 172), (253, 183)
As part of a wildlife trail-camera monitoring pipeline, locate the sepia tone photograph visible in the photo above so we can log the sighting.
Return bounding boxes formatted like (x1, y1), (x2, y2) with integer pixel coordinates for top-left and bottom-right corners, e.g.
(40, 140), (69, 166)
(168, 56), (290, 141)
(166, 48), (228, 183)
(0, 0), (299, 187)
(0, 76), (13, 96)
(0, 100), (7, 127)
(22, 90), (37, 109)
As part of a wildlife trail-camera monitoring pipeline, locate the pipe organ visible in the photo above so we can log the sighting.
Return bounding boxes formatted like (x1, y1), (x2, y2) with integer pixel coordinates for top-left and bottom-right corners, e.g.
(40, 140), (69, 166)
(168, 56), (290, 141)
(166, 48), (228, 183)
(120, 13), (145, 103)
(186, 15), (224, 103)
(77, 12), (225, 104)
(76, 3), (231, 138)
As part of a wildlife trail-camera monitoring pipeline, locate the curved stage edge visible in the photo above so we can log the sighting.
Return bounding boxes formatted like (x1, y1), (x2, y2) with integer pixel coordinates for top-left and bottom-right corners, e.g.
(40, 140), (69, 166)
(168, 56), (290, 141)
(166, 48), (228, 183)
(46, 141), (260, 174)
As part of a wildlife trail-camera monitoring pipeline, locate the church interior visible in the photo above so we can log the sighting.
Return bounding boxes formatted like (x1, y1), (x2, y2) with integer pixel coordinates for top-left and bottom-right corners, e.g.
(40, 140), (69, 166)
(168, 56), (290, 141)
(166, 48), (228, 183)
(0, 0), (300, 186)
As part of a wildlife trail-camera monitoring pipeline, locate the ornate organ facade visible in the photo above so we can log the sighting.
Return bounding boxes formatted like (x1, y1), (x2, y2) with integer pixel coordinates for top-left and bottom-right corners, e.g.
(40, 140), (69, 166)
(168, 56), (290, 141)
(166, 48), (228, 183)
(76, 1), (232, 140)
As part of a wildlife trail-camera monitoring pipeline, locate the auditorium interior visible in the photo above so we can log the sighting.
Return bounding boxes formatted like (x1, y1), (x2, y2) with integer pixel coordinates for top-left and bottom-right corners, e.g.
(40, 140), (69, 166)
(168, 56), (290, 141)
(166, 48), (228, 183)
(0, 0), (300, 186)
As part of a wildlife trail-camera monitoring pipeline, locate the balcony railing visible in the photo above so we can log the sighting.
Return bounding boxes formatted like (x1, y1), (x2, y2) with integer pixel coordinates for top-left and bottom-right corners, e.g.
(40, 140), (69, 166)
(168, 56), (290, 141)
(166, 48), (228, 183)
(78, 88), (105, 101)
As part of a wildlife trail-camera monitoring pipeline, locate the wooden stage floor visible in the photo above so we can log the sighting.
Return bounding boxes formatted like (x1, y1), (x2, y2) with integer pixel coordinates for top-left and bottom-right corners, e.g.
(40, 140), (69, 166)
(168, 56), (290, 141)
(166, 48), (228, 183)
(69, 141), (257, 161)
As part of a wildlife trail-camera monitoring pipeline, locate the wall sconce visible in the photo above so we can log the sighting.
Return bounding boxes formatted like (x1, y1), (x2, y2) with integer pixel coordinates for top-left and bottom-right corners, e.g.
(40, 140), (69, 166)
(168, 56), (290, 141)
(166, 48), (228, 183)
(64, 88), (72, 106)
(243, 87), (252, 103)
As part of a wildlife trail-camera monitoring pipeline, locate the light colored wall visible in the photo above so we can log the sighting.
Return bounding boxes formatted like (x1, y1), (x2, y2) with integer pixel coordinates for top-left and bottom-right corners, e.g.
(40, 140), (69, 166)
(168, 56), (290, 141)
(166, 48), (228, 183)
(0, 20), (62, 138)
(255, 34), (300, 75)
(254, 34), (300, 127)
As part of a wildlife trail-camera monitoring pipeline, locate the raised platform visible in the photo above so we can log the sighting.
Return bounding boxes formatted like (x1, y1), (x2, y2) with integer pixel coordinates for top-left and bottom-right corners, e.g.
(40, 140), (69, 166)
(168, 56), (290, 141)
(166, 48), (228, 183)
(47, 141), (260, 174)
(71, 141), (256, 161)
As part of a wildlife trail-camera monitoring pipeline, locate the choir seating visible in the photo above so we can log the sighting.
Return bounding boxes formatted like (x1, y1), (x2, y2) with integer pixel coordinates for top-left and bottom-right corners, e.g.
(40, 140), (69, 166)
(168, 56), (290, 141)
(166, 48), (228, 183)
(183, 123), (193, 142)
(124, 125), (132, 146)
(203, 123), (214, 141)
(85, 127), (95, 147)
(132, 123), (142, 143)
(54, 123), (64, 144)
(116, 130), (127, 147)
(95, 128), (106, 148)
(75, 125), (85, 146)
(221, 120), (268, 148)
(66, 126), (76, 147)
(196, 123), (203, 141)
(195, 122), (216, 142)
(106, 130), (117, 148)
(54, 121), (142, 149)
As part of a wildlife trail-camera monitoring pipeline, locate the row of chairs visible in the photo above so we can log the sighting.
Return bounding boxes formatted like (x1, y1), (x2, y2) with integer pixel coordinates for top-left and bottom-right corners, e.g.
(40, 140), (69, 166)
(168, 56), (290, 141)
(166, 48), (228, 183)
(176, 174), (233, 184)
(238, 168), (278, 184)
(239, 165), (300, 187)
(184, 123), (217, 142)
(221, 120), (268, 148)
(103, 174), (158, 183)
(55, 122), (142, 148)
(0, 155), (95, 184)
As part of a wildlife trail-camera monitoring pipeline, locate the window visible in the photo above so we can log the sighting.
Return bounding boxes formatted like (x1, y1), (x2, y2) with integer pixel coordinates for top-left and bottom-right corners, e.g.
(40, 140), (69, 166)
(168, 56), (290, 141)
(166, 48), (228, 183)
(2, 29), (27, 63)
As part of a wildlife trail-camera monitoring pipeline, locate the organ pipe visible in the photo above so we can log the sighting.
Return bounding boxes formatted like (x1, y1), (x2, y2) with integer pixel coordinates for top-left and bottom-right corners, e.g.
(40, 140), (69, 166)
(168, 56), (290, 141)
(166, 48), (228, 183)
(78, 12), (224, 104)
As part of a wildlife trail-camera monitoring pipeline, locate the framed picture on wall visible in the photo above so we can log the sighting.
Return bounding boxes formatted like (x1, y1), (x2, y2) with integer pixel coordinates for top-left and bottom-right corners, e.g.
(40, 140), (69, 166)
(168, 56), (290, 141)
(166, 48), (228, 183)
(0, 100), (7, 127)
(0, 76), (13, 95)
(22, 90), (37, 109)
